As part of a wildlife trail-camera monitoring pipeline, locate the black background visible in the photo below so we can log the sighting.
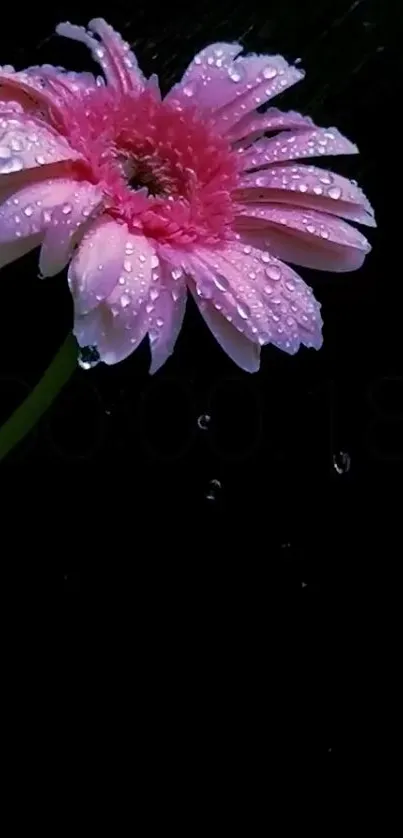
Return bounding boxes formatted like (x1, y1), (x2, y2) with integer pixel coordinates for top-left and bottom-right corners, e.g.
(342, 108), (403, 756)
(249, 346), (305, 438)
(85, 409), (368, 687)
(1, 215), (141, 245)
(0, 1), (399, 766)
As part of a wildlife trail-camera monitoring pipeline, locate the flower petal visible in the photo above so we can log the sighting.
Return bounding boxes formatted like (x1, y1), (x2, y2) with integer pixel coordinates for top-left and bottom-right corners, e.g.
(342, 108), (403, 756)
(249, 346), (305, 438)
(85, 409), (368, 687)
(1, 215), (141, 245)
(39, 182), (103, 277)
(202, 241), (323, 352)
(0, 178), (86, 243)
(228, 107), (314, 144)
(0, 233), (42, 268)
(146, 260), (187, 375)
(148, 279), (187, 374)
(235, 205), (371, 272)
(185, 246), (272, 345)
(239, 126), (358, 170)
(166, 43), (243, 108)
(68, 217), (131, 314)
(190, 288), (261, 372)
(0, 113), (82, 184)
(71, 226), (157, 365)
(211, 59), (304, 134)
(235, 165), (375, 227)
(56, 19), (145, 94)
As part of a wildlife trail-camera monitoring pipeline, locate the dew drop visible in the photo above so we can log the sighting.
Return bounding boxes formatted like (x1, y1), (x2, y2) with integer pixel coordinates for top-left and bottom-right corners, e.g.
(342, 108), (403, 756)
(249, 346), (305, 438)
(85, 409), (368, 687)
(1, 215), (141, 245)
(123, 259), (132, 272)
(120, 293), (130, 308)
(35, 155), (46, 165)
(332, 451), (351, 475)
(298, 183), (308, 192)
(156, 317), (164, 327)
(228, 66), (242, 82)
(118, 276), (125, 285)
(23, 205), (34, 217)
(263, 66), (277, 79)
(265, 265), (281, 281)
(320, 229), (329, 239)
(150, 287), (159, 302)
(306, 224), (316, 234)
(62, 203), (72, 215)
(171, 268), (183, 280)
(260, 251), (270, 263)
(197, 413), (211, 431)
(236, 302), (250, 319)
(328, 186), (342, 200)
(78, 345), (100, 370)
(243, 245), (252, 254)
(213, 275), (228, 292)
(183, 84), (196, 97)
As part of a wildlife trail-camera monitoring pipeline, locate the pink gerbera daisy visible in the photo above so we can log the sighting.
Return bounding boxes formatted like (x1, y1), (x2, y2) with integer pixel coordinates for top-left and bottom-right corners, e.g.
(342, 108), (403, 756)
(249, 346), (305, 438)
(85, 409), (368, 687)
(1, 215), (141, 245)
(0, 18), (375, 373)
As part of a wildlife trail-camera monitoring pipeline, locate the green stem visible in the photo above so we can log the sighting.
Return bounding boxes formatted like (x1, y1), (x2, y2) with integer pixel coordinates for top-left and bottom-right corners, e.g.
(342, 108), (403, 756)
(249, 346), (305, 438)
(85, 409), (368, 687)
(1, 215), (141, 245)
(0, 333), (78, 462)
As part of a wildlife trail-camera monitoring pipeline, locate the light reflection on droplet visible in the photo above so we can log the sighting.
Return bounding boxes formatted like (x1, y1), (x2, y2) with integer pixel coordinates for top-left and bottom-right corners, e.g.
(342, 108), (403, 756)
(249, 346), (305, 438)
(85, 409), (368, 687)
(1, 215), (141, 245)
(332, 451), (351, 474)
(197, 413), (211, 431)
(205, 478), (221, 501)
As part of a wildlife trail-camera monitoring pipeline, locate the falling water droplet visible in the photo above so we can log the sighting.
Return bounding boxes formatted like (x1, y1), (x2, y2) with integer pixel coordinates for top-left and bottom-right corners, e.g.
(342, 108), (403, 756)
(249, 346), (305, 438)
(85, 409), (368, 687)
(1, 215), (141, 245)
(205, 478), (221, 501)
(332, 451), (351, 474)
(78, 345), (100, 370)
(197, 413), (211, 431)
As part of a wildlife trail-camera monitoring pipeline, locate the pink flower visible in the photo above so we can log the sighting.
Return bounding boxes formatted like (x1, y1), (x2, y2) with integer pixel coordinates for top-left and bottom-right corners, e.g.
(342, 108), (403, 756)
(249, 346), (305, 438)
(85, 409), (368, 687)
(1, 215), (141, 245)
(0, 19), (375, 372)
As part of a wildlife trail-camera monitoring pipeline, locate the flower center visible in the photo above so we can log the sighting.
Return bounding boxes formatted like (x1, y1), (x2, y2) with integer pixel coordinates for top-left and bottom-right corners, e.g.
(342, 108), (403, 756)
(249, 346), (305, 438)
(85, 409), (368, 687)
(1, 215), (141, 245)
(56, 86), (240, 246)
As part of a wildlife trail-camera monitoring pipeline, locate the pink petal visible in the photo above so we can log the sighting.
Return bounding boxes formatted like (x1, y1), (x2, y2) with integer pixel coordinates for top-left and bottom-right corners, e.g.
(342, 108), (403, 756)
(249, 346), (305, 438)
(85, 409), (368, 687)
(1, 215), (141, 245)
(165, 43), (243, 109)
(56, 19), (145, 94)
(189, 288), (261, 372)
(185, 246), (272, 345)
(235, 165), (375, 227)
(203, 241), (323, 352)
(148, 280), (187, 374)
(74, 304), (150, 366)
(39, 183), (103, 277)
(72, 227), (158, 365)
(211, 60), (305, 135)
(68, 217), (132, 314)
(0, 68), (67, 117)
(0, 113), (82, 184)
(186, 240), (323, 360)
(239, 126), (358, 170)
(0, 233), (42, 268)
(0, 178), (86, 244)
(227, 107), (314, 144)
(235, 205), (371, 272)
(25, 65), (99, 97)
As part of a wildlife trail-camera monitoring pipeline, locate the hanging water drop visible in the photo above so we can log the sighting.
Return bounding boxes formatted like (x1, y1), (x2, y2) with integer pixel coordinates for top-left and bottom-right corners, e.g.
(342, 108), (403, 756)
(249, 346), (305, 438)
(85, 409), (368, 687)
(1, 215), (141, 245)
(78, 345), (101, 370)
(197, 413), (211, 431)
(332, 451), (351, 474)
(205, 478), (221, 501)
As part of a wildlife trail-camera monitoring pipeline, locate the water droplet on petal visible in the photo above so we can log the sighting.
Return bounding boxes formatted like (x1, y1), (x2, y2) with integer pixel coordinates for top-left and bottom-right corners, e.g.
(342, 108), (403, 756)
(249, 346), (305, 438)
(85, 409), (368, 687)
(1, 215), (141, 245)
(78, 345), (100, 370)
(23, 205), (34, 217)
(156, 317), (164, 327)
(228, 66), (243, 82)
(62, 203), (72, 215)
(260, 251), (271, 263)
(183, 83), (196, 97)
(120, 293), (130, 308)
(265, 265), (281, 281)
(150, 287), (159, 302)
(236, 302), (250, 319)
(332, 451), (351, 474)
(328, 186), (342, 200)
(197, 413), (211, 431)
(263, 66), (277, 79)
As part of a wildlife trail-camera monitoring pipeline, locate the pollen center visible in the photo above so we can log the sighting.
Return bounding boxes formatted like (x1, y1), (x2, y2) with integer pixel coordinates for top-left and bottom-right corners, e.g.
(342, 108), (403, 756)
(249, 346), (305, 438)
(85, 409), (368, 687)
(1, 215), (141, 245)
(57, 86), (240, 245)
